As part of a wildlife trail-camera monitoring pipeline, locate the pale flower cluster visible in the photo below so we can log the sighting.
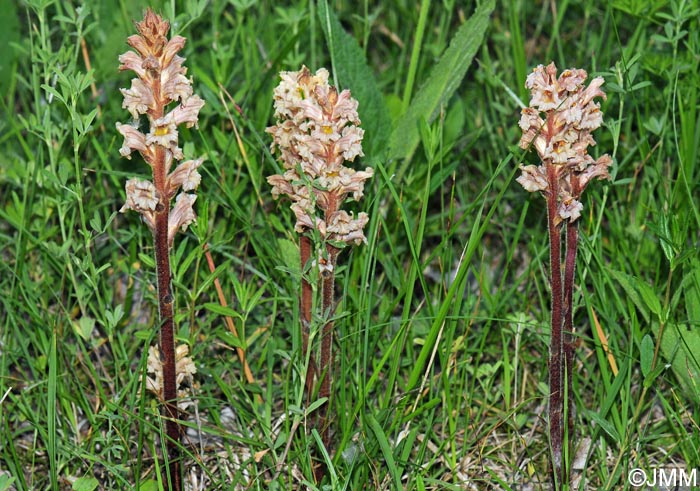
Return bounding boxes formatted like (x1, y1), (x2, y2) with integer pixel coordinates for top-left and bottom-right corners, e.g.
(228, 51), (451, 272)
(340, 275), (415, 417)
(146, 344), (197, 410)
(266, 66), (373, 245)
(517, 63), (612, 223)
(116, 9), (205, 247)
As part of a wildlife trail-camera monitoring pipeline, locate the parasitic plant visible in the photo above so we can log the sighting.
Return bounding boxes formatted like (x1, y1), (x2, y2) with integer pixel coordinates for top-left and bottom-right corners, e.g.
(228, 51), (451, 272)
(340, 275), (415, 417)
(116, 9), (204, 490)
(266, 66), (373, 465)
(517, 63), (612, 488)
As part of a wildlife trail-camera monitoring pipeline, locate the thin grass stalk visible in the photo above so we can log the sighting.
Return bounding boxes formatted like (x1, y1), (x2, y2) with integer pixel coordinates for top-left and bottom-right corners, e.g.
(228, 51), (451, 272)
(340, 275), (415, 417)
(546, 164), (565, 488)
(301, 233), (322, 483)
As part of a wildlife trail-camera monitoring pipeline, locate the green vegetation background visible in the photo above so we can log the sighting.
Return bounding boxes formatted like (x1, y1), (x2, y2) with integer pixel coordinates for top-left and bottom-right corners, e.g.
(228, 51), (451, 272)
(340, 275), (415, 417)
(1, 0), (699, 489)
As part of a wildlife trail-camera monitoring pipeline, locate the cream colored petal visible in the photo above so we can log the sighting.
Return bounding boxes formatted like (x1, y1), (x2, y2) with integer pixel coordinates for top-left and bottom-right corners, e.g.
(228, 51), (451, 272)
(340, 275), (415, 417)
(267, 173), (295, 200)
(161, 61), (192, 103)
(168, 158), (203, 195)
(558, 197), (583, 223)
(121, 178), (158, 213)
(168, 193), (197, 245)
(162, 36), (187, 66)
(516, 165), (548, 193)
(327, 210), (369, 245)
(337, 126), (365, 162)
(116, 122), (150, 159)
(118, 51), (147, 78)
(332, 89), (361, 125)
(146, 122), (181, 159)
(579, 154), (612, 189)
(126, 34), (152, 59)
(558, 68), (587, 92)
(120, 78), (154, 119)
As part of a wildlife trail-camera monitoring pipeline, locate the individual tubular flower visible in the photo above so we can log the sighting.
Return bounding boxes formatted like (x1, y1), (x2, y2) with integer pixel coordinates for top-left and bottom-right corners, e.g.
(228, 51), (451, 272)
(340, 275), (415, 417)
(517, 62), (612, 221)
(266, 65), (373, 245)
(146, 345), (198, 410)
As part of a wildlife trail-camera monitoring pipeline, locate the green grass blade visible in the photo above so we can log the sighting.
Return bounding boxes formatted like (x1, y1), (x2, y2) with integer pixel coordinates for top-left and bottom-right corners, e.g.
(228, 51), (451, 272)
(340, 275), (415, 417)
(48, 328), (58, 489)
(388, 0), (495, 163)
(407, 154), (514, 393)
(317, 0), (391, 161)
(366, 414), (403, 491)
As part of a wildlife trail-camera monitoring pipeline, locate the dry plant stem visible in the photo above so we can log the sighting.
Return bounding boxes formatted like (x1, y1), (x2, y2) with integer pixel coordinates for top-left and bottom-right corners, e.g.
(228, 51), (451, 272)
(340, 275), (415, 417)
(319, 244), (339, 451)
(546, 164), (565, 488)
(300, 235), (316, 397)
(154, 157), (182, 491)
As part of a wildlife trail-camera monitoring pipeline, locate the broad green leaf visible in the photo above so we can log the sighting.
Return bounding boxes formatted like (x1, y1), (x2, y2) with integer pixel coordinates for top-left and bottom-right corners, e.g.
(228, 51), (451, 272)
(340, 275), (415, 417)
(637, 280), (662, 317)
(73, 317), (95, 341)
(277, 238), (300, 275)
(388, 0), (495, 161)
(366, 414), (402, 490)
(609, 270), (650, 323)
(656, 212), (675, 263)
(202, 302), (241, 319)
(685, 258), (700, 326)
(653, 322), (700, 403)
(72, 476), (99, 491)
(317, 0), (391, 161)
(218, 330), (244, 349)
(587, 410), (620, 441)
(139, 480), (159, 491)
(0, 0), (20, 98)
(0, 474), (16, 491)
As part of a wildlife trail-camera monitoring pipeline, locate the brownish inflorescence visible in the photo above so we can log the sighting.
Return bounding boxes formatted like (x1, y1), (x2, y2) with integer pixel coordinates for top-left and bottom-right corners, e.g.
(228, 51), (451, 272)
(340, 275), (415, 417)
(517, 62), (612, 221)
(267, 66), (373, 247)
(117, 10), (205, 245)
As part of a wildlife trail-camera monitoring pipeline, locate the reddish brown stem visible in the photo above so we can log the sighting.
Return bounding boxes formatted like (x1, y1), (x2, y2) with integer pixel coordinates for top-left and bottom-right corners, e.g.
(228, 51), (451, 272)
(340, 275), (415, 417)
(152, 138), (181, 489)
(319, 245), (339, 451)
(300, 235), (317, 398)
(563, 218), (578, 445)
(563, 175), (581, 456)
(545, 164), (565, 489)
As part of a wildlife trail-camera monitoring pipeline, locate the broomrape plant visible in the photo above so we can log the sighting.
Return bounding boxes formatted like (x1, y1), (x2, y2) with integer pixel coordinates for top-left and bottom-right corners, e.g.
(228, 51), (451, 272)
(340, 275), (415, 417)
(116, 9), (204, 490)
(266, 66), (373, 469)
(517, 62), (612, 488)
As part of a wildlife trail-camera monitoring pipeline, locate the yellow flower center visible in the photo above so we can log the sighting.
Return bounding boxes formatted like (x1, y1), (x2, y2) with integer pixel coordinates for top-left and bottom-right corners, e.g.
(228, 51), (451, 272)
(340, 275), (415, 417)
(155, 126), (169, 136)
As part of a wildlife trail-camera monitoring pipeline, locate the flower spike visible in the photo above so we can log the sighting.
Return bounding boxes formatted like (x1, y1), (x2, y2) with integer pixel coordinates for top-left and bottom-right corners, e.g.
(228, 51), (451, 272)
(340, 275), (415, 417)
(116, 9), (205, 490)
